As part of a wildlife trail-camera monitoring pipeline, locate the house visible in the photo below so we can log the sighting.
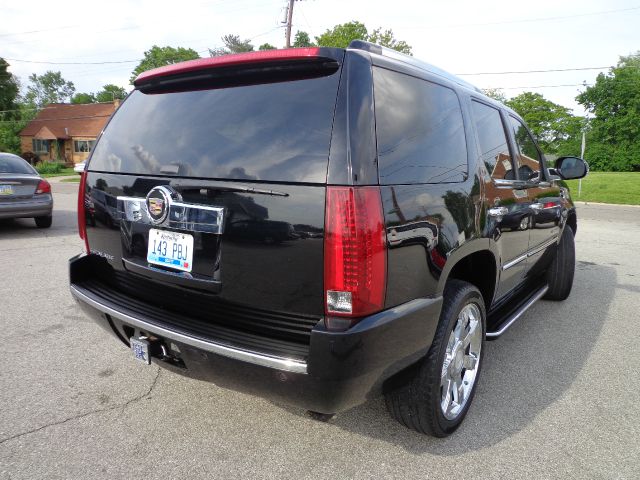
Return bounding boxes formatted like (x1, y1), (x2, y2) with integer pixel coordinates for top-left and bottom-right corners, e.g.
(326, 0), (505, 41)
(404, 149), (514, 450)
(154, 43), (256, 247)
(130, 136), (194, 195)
(20, 101), (119, 165)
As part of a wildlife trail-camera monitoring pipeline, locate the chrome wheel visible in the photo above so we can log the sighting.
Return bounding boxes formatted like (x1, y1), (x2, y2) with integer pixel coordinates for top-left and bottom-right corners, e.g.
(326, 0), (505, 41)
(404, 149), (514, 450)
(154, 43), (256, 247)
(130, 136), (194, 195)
(440, 303), (482, 420)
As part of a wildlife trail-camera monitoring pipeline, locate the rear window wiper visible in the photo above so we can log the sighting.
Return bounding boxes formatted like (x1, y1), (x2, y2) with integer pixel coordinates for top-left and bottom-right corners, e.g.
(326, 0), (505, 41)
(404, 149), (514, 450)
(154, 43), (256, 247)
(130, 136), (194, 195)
(180, 184), (289, 197)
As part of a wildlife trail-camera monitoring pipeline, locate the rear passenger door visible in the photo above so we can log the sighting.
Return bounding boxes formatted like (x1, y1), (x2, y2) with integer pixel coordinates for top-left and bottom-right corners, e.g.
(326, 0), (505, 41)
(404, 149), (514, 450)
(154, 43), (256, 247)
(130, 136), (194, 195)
(507, 116), (562, 272)
(470, 100), (531, 299)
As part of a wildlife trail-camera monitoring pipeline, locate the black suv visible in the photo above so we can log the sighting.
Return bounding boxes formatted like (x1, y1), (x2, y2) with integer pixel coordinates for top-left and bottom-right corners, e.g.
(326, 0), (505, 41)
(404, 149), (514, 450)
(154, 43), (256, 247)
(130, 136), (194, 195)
(70, 41), (588, 437)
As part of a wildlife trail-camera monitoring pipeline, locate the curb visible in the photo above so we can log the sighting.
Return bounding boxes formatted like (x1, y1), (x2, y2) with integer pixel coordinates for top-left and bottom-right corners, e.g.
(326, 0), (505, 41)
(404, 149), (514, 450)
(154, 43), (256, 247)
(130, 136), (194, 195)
(574, 201), (640, 208)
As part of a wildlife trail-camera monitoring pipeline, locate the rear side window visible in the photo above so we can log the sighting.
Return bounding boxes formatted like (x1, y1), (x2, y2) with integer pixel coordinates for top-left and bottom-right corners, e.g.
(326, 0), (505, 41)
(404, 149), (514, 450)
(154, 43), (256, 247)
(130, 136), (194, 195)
(89, 71), (341, 183)
(470, 101), (513, 179)
(373, 67), (467, 184)
(0, 154), (35, 174)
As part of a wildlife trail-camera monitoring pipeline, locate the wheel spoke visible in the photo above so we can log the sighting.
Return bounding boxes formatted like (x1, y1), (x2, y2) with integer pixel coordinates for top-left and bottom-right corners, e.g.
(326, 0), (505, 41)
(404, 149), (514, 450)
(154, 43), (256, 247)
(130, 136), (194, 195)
(463, 353), (478, 370)
(455, 315), (467, 342)
(441, 378), (453, 414)
(441, 366), (449, 387)
(463, 319), (478, 348)
(454, 377), (464, 404)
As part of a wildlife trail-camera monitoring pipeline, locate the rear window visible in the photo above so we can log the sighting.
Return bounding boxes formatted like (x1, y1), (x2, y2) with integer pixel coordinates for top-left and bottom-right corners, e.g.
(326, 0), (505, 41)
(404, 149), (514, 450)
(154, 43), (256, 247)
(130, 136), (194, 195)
(373, 67), (468, 184)
(0, 154), (35, 174)
(89, 71), (341, 183)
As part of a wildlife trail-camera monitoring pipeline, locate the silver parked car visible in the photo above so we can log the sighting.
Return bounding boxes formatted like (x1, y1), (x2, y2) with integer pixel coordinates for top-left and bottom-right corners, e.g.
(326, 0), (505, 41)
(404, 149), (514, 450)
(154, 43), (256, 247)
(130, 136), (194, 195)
(0, 153), (53, 228)
(74, 161), (86, 174)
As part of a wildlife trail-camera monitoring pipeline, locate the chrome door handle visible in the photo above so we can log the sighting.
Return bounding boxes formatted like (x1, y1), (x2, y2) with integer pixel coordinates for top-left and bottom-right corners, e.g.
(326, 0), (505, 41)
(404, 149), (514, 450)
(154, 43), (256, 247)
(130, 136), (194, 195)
(488, 207), (509, 217)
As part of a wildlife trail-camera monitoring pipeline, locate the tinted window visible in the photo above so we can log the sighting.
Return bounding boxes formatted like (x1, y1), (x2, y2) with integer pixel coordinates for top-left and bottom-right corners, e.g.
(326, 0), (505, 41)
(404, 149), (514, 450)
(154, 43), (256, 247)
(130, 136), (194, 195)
(509, 116), (543, 180)
(470, 101), (513, 179)
(0, 154), (35, 174)
(374, 68), (467, 184)
(89, 72), (341, 183)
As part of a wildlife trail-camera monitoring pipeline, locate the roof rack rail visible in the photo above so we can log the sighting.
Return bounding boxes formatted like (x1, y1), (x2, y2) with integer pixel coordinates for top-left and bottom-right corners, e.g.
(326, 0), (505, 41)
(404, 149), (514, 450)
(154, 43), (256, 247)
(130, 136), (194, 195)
(348, 40), (482, 93)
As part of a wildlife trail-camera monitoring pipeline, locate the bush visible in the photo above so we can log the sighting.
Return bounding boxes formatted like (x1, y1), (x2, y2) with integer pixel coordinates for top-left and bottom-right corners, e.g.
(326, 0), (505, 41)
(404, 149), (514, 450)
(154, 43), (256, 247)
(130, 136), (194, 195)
(35, 161), (65, 175)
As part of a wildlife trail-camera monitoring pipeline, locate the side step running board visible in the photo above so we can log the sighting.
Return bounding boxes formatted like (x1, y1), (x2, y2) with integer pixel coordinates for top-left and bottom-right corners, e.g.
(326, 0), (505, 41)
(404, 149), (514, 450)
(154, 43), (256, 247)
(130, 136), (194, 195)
(486, 284), (549, 339)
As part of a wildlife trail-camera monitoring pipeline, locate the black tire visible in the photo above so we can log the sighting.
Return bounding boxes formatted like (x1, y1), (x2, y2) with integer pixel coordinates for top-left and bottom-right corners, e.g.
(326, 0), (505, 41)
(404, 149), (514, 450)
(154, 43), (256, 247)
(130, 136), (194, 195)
(543, 226), (575, 301)
(34, 215), (52, 228)
(385, 280), (486, 437)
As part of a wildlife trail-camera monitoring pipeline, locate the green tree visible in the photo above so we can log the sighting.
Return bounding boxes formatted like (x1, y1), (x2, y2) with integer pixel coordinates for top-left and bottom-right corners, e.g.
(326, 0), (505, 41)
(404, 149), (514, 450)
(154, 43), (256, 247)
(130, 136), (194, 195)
(576, 53), (640, 171)
(24, 71), (75, 107)
(0, 59), (26, 153)
(0, 58), (20, 114)
(209, 34), (254, 57)
(315, 21), (412, 54)
(130, 45), (200, 84)
(367, 27), (412, 55)
(0, 104), (36, 154)
(506, 92), (583, 155)
(315, 21), (368, 48)
(482, 88), (507, 104)
(71, 92), (96, 104)
(95, 84), (127, 102)
(293, 31), (313, 47)
(258, 43), (277, 51)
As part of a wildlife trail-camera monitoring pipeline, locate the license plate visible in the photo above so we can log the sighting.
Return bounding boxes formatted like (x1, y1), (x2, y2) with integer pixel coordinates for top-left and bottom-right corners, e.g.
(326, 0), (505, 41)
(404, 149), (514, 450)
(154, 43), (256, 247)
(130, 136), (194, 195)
(0, 185), (13, 195)
(147, 228), (194, 272)
(130, 337), (150, 364)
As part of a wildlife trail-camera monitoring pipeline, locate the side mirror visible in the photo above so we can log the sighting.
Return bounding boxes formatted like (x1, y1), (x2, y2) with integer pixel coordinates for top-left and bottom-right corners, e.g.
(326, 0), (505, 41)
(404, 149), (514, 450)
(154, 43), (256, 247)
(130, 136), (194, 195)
(555, 156), (588, 180)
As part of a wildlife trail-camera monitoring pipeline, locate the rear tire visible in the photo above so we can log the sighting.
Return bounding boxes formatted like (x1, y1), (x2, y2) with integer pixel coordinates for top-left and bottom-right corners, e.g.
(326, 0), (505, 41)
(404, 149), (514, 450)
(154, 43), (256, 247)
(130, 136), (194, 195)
(34, 215), (52, 228)
(543, 226), (575, 301)
(385, 280), (486, 437)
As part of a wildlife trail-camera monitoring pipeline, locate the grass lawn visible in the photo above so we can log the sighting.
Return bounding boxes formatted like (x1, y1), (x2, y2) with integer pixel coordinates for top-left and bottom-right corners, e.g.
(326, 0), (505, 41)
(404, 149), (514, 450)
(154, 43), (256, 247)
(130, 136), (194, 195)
(40, 167), (75, 178)
(60, 176), (80, 183)
(565, 172), (640, 205)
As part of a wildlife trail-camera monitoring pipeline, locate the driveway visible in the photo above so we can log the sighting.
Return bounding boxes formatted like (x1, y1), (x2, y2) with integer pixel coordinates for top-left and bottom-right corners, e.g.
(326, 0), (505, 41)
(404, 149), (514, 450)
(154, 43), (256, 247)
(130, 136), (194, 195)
(0, 182), (638, 479)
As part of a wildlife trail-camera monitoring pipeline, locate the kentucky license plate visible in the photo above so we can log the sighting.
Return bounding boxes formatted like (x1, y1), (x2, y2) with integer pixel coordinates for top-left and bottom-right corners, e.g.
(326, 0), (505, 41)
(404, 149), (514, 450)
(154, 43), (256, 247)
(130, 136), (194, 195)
(147, 228), (194, 272)
(0, 185), (14, 195)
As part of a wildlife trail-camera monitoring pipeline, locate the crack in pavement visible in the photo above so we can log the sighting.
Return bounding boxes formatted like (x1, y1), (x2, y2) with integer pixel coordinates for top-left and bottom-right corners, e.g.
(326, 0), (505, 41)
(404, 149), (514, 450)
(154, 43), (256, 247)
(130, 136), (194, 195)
(0, 368), (161, 447)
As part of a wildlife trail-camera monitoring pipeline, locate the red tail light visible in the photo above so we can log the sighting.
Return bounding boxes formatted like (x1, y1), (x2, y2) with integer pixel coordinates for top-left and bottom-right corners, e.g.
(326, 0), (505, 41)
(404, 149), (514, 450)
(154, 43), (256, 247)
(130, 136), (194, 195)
(324, 186), (386, 324)
(78, 172), (90, 253)
(35, 179), (51, 195)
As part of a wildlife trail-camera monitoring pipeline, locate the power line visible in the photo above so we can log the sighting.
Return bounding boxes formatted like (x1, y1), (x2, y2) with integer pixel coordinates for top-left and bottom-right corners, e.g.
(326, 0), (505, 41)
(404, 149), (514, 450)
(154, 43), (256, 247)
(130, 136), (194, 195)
(0, 25), (79, 37)
(457, 66), (612, 76)
(5, 57), (140, 65)
(403, 5), (640, 29)
(489, 83), (592, 90)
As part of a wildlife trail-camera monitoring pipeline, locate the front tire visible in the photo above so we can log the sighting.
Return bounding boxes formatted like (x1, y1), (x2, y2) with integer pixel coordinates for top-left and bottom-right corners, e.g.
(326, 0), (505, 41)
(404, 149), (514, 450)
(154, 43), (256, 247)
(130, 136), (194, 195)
(385, 280), (486, 436)
(34, 215), (52, 228)
(543, 226), (575, 301)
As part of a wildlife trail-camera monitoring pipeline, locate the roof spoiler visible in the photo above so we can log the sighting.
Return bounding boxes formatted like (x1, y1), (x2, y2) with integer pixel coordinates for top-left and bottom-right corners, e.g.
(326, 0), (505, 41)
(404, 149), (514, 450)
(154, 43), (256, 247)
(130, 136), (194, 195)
(134, 48), (344, 89)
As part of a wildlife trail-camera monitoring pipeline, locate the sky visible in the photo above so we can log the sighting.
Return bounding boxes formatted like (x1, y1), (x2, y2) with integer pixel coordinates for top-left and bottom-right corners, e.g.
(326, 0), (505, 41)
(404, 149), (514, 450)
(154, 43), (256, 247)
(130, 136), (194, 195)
(2, 0), (639, 114)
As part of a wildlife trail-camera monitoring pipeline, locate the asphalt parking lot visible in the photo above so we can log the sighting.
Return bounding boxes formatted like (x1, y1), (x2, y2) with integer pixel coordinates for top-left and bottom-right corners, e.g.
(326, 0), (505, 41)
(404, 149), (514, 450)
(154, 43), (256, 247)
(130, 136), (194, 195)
(1, 178), (638, 479)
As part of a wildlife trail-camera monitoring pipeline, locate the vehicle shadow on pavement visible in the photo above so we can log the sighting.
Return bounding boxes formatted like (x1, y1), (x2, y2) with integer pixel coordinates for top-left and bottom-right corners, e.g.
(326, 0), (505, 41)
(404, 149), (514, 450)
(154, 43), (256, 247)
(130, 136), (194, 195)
(310, 264), (615, 454)
(0, 209), (79, 241)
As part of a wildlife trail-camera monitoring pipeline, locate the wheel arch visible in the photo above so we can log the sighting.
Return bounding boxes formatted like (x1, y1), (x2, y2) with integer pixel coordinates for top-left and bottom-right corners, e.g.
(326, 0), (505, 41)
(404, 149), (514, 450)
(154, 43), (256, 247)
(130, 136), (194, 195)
(437, 240), (499, 310)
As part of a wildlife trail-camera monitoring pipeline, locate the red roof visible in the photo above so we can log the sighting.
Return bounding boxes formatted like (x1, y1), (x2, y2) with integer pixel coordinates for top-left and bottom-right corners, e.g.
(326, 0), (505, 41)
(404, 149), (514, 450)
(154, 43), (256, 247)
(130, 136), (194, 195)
(20, 102), (118, 139)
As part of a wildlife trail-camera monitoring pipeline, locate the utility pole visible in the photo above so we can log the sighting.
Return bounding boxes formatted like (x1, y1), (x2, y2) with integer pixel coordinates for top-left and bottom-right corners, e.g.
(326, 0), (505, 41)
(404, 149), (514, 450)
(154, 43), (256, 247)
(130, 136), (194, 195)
(284, 0), (295, 48)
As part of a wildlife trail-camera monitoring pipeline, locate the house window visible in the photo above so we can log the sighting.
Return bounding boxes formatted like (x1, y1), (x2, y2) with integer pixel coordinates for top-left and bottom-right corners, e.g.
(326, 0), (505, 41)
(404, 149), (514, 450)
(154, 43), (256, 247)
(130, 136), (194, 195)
(74, 140), (96, 153)
(32, 139), (50, 153)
